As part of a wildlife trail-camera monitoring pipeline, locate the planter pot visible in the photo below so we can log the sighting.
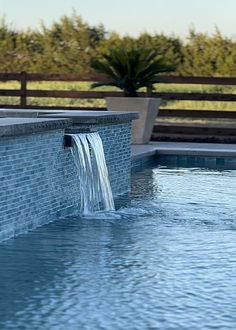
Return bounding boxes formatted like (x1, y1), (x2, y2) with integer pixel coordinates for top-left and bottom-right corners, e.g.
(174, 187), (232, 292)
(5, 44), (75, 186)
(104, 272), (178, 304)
(106, 97), (161, 144)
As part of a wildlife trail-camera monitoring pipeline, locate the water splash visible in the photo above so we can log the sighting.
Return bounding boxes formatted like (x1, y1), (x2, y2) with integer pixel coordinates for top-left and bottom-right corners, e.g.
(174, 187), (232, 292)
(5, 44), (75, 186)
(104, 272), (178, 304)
(70, 132), (115, 215)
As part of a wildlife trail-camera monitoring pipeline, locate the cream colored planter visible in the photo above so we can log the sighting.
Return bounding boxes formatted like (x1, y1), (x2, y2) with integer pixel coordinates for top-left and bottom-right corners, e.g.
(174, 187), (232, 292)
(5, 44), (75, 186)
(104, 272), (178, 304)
(106, 97), (161, 144)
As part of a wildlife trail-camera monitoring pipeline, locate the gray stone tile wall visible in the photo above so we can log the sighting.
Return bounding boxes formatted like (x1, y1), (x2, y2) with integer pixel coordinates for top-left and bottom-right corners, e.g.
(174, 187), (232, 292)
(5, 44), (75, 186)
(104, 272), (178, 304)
(0, 122), (132, 241)
(0, 129), (80, 241)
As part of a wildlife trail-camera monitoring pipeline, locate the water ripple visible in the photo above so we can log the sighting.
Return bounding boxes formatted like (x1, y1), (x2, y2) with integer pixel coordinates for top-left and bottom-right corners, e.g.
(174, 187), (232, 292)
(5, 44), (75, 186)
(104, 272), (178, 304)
(0, 166), (236, 329)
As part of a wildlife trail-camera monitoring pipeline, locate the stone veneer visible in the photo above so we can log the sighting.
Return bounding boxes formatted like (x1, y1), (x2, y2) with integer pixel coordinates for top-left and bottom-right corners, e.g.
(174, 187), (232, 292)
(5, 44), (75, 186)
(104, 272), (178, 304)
(0, 111), (138, 241)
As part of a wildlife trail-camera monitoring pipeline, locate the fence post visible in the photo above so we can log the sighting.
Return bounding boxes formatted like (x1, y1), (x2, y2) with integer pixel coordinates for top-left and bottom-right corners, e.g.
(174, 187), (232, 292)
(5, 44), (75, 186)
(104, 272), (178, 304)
(20, 71), (27, 108)
(146, 87), (152, 97)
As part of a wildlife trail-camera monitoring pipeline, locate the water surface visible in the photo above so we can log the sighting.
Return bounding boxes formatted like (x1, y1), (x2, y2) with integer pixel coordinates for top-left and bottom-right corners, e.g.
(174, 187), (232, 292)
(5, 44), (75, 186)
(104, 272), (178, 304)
(1, 166), (236, 329)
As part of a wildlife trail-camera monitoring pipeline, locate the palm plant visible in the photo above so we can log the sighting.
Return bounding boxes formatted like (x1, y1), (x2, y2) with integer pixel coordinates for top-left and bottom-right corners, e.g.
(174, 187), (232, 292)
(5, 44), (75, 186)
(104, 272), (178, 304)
(91, 46), (175, 97)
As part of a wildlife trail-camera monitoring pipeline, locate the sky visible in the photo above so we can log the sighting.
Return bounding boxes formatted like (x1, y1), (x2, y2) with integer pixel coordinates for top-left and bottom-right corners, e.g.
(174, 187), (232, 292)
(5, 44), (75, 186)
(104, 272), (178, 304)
(1, 0), (236, 38)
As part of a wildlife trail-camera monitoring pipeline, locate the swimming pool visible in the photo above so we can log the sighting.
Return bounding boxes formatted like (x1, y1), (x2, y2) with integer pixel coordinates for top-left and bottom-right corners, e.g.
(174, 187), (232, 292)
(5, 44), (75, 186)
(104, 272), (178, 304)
(1, 164), (236, 329)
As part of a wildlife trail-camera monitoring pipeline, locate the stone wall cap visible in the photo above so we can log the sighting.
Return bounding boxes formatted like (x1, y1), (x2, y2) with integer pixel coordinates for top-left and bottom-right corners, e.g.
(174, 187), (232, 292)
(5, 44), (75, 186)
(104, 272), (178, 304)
(0, 117), (72, 138)
(0, 109), (59, 117)
(40, 110), (139, 124)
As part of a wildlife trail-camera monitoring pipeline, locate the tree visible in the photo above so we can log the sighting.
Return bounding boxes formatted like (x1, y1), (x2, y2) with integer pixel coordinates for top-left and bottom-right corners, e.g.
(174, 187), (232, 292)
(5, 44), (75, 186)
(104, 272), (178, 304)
(179, 28), (236, 76)
(37, 13), (106, 73)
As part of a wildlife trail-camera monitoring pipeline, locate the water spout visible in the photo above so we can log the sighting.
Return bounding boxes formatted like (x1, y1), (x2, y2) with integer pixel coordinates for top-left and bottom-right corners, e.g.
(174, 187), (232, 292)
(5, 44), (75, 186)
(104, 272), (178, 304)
(66, 132), (115, 215)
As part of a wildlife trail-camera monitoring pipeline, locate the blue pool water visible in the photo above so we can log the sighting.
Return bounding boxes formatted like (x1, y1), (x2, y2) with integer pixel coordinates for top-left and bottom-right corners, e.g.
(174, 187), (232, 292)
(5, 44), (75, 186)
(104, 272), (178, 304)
(1, 165), (236, 330)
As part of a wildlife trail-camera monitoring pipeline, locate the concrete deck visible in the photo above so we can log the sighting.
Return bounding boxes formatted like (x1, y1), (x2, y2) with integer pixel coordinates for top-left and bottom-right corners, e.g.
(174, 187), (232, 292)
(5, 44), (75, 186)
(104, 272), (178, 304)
(131, 142), (236, 160)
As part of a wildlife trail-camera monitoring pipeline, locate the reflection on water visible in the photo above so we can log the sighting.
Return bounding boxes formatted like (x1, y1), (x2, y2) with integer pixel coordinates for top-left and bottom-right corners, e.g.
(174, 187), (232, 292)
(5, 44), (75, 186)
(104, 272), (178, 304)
(0, 166), (236, 329)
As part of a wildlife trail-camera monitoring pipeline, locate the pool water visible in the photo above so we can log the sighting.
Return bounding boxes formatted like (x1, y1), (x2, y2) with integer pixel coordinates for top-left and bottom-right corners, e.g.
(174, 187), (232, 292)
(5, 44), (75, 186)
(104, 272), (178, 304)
(1, 165), (236, 330)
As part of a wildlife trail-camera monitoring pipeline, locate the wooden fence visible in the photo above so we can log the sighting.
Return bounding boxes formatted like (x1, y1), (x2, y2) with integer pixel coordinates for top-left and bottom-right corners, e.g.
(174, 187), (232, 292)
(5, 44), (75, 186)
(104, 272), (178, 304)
(2, 72), (236, 107)
(1, 72), (236, 142)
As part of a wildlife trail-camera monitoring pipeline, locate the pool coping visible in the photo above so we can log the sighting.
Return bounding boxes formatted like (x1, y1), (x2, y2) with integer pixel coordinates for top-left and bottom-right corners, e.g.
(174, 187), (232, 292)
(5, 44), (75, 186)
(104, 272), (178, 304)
(40, 110), (139, 124)
(0, 117), (72, 138)
(131, 141), (236, 160)
(0, 109), (139, 124)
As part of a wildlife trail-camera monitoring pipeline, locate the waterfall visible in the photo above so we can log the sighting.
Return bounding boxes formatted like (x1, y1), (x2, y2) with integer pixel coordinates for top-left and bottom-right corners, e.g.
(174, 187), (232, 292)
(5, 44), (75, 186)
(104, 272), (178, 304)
(69, 132), (115, 215)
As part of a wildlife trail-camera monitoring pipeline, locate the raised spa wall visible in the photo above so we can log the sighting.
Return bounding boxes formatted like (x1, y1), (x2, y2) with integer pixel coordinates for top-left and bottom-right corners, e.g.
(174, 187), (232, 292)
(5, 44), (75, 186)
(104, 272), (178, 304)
(0, 110), (138, 241)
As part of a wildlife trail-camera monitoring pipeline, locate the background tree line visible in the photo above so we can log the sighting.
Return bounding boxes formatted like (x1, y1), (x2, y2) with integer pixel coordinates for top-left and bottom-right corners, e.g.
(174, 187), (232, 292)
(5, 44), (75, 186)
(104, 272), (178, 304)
(1, 13), (236, 76)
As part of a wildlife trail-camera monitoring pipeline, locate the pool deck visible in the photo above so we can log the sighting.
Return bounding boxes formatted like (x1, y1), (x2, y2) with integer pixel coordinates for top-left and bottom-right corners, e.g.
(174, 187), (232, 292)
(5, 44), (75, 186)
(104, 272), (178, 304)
(131, 142), (236, 160)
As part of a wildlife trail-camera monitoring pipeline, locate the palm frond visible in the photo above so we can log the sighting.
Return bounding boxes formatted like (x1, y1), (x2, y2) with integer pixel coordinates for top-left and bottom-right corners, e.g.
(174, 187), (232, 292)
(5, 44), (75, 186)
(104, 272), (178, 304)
(90, 46), (175, 97)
